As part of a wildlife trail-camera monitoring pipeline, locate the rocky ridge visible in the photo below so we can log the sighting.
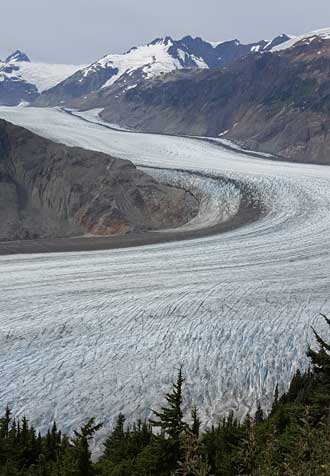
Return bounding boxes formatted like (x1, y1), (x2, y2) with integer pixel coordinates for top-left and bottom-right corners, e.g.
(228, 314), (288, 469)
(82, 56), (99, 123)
(97, 30), (330, 164)
(34, 34), (289, 108)
(0, 119), (198, 241)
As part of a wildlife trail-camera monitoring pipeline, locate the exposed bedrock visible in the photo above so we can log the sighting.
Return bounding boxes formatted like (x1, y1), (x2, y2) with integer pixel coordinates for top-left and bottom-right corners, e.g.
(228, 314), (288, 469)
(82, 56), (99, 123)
(98, 38), (330, 164)
(0, 119), (199, 241)
(143, 167), (259, 232)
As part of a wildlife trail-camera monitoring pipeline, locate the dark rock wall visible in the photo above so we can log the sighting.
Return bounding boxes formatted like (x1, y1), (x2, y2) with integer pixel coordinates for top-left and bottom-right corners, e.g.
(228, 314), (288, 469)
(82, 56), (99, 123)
(0, 120), (198, 241)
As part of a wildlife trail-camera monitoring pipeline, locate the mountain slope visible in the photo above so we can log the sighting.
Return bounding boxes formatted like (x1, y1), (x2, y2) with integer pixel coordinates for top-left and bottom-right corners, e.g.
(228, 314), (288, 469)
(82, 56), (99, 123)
(0, 51), (83, 106)
(271, 27), (330, 51)
(35, 34), (290, 107)
(96, 28), (330, 164)
(0, 119), (197, 241)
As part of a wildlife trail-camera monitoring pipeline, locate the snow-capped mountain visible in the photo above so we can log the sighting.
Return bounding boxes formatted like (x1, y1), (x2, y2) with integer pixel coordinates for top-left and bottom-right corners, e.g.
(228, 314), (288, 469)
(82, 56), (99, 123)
(97, 26), (330, 164)
(0, 34), (290, 108)
(0, 51), (83, 106)
(36, 34), (290, 107)
(271, 27), (330, 51)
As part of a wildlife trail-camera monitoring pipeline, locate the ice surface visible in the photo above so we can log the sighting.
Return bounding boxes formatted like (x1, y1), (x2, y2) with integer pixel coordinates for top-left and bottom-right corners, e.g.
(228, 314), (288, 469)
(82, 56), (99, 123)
(0, 106), (329, 445)
(145, 168), (241, 232)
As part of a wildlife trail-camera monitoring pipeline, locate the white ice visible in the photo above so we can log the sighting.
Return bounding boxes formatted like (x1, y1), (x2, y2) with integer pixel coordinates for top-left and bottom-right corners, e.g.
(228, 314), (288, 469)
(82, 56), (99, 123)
(0, 106), (329, 446)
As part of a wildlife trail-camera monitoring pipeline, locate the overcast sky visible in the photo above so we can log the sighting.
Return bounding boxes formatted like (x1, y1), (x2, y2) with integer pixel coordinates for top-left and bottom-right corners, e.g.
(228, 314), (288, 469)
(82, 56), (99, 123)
(2, 0), (330, 64)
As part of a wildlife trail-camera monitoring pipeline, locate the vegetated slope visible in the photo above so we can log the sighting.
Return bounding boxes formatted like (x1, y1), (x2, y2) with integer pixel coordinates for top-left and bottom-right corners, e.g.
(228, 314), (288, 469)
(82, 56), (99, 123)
(0, 119), (197, 241)
(34, 34), (289, 108)
(99, 29), (330, 164)
(0, 50), (83, 106)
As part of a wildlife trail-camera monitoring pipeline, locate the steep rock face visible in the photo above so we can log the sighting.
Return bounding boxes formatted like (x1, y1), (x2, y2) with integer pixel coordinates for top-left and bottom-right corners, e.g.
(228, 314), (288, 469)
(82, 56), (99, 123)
(0, 67), (39, 106)
(5, 50), (31, 63)
(99, 35), (330, 164)
(35, 35), (289, 108)
(0, 120), (198, 241)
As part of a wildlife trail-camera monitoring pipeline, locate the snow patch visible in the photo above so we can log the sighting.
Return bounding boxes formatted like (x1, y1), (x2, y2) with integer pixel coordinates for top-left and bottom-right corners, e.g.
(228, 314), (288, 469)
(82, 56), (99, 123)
(96, 41), (183, 88)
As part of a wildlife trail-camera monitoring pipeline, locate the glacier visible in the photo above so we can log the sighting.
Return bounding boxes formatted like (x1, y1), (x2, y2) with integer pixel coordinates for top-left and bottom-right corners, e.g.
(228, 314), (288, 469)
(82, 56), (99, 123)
(0, 106), (329, 446)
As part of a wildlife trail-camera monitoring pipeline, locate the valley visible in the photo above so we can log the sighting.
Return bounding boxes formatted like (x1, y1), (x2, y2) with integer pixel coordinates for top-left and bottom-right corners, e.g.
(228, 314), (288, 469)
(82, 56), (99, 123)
(0, 106), (329, 444)
(2, 0), (330, 468)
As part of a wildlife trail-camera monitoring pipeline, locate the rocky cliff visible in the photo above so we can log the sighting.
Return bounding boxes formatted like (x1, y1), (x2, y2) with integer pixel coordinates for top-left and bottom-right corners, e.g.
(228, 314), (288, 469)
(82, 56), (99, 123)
(0, 120), (198, 241)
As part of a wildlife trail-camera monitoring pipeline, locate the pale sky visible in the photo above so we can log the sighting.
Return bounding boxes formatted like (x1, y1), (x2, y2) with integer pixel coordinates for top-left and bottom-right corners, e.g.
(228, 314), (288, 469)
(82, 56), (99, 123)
(1, 0), (330, 64)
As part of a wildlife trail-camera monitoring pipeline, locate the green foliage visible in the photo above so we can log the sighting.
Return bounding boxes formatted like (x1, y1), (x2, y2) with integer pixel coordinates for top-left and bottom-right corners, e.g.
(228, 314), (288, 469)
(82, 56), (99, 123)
(190, 406), (201, 438)
(97, 415), (154, 475)
(2, 315), (330, 475)
(254, 402), (264, 425)
(71, 418), (103, 476)
(202, 412), (246, 476)
(150, 365), (186, 441)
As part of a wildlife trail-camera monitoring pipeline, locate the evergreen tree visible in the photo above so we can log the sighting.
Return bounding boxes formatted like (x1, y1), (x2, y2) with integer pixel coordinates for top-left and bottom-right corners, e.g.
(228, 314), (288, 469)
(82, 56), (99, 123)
(71, 418), (102, 476)
(150, 366), (185, 441)
(176, 430), (211, 476)
(307, 314), (330, 377)
(306, 314), (330, 412)
(150, 366), (186, 468)
(0, 407), (11, 439)
(191, 405), (201, 438)
(254, 402), (264, 424)
(102, 413), (126, 463)
(272, 384), (279, 412)
(238, 416), (257, 475)
(5, 321), (330, 476)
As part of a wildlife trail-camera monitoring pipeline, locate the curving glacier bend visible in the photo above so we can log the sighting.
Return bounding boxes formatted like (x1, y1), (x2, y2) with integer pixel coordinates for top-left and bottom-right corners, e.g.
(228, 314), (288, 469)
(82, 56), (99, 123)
(0, 106), (330, 444)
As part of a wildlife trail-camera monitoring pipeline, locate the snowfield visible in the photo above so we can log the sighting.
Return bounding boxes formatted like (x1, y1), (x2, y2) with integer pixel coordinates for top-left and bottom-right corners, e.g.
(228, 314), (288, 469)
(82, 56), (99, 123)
(14, 61), (85, 92)
(0, 61), (83, 92)
(0, 107), (330, 444)
(79, 37), (208, 92)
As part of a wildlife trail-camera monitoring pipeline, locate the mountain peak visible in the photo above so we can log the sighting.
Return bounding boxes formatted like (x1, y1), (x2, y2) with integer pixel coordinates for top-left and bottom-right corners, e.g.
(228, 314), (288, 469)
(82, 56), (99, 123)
(25, 32), (291, 109)
(6, 50), (31, 63)
(149, 36), (174, 47)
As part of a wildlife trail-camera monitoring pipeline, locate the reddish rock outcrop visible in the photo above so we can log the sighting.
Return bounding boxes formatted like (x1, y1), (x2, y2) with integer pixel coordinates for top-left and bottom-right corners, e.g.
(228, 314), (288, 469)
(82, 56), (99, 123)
(0, 120), (198, 241)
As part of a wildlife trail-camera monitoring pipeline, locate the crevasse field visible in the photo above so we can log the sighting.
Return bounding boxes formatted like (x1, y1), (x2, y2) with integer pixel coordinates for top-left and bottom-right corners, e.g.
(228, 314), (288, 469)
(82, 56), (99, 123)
(0, 106), (329, 442)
